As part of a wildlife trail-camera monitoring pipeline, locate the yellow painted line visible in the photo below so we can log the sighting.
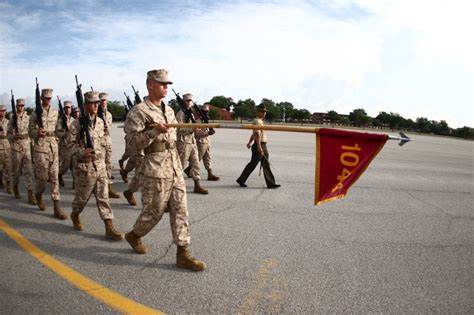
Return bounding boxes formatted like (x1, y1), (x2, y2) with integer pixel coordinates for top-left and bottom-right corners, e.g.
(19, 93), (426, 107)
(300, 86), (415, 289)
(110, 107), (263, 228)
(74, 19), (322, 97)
(0, 218), (163, 315)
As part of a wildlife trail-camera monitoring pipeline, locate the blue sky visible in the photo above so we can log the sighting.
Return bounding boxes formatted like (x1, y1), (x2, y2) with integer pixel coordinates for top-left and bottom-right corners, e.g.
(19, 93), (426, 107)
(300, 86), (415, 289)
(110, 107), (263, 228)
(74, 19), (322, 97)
(0, 0), (472, 128)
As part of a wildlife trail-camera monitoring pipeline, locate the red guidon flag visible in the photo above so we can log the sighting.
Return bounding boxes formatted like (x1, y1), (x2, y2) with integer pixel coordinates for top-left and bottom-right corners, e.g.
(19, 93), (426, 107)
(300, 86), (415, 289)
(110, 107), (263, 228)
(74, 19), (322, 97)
(315, 128), (387, 205)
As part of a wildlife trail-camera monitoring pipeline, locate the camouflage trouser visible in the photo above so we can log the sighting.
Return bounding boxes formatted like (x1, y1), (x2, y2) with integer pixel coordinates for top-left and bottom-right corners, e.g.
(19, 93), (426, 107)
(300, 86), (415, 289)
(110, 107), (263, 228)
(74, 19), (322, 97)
(197, 143), (212, 171)
(0, 147), (12, 183)
(128, 172), (141, 193)
(59, 144), (73, 176)
(34, 150), (60, 200)
(103, 141), (113, 184)
(11, 144), (33, 190)
(177, 141), (200, 180)
(71, 162), (113, 220)
(124, 153), (143, 173)
(132, 174), (190, 246)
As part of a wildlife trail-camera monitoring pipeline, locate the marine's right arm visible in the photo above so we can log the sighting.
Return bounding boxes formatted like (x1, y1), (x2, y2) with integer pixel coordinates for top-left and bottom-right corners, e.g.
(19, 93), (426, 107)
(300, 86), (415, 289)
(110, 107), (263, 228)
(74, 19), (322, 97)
(126, 106), (163, 152)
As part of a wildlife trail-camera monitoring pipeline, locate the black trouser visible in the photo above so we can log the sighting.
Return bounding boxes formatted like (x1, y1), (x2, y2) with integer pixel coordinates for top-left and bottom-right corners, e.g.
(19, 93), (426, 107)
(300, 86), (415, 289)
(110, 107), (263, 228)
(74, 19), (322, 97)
(237, 143), (276, 187)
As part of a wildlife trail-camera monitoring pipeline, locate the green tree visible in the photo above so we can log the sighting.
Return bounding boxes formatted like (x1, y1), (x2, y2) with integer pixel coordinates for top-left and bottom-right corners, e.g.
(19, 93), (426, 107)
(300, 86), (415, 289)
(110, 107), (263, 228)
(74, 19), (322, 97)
(291, 108), (311, 125)
(326, 110), (339, 124)
(209, 95), (234, 111)
(208, 108), (219, 121)
(416, 117), (430, 133)
(349, 108), (371, 127)
(453, 126), (474, 139)
(259, 98), (279, 123)
(168, 99), (180, 114)
(276, 101), (294, 122)
(233, 98), (255, 122)
(107, 100), (126, 121)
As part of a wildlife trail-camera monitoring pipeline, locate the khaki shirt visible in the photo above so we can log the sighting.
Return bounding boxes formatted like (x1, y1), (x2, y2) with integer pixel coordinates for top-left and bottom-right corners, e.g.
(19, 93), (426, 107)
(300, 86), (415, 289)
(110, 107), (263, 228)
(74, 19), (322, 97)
(125, 97), (181, 179)
(0, 118), (10, 150)
(253, 118), (267, 143)
(7, 112), (30, 151)
(194, 118), (211, 145)
(29, 107), (59, 154)
(68, 115), (106, 172)
(55, 115), (73, 147)
(176, 110), (196, 144)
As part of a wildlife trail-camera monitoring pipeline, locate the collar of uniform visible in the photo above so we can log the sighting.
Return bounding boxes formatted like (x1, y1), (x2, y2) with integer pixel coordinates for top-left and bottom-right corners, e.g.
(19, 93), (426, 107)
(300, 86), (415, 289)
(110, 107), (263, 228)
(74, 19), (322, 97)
(144, 97), (166, 112)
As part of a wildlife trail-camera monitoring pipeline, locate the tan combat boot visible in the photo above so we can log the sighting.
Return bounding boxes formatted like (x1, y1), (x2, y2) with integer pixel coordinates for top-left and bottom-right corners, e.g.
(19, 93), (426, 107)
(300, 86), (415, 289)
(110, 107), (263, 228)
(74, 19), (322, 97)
(13, 185), (20, 199)
(123, 189), (137, 206)
(5, 181), (12, 194)
(27, 190), (37, 205)
(35, 194), (46, 211)
(120, 169), (128, 183)
(104, 219), (124, 241)
(183, 166), (192, 178)
(193, 180), (208, 194)
(125, 230), (147, 254)
(207, 169), (220, 181)
(53, 200), (67, 220)
(176, 245), (207, 271)
(108, 184), (120, 199)
(58, 174), (64, 187)
(71, 212), (84, 231)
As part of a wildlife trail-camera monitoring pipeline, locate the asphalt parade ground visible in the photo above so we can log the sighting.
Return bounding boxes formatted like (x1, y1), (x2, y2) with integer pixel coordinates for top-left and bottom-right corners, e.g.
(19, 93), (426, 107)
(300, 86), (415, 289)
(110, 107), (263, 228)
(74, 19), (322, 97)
(1, 123), (473, 314)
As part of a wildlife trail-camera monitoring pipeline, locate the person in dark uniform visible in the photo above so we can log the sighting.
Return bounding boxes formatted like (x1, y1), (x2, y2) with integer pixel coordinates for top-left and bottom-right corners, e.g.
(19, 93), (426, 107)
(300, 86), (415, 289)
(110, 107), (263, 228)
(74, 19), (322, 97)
(236, 104), (280, 189)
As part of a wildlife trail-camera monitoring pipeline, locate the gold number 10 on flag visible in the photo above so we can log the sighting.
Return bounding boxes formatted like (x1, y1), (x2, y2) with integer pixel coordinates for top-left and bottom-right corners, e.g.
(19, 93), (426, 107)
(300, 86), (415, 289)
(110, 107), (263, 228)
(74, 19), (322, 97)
(332, 144), (361, 193)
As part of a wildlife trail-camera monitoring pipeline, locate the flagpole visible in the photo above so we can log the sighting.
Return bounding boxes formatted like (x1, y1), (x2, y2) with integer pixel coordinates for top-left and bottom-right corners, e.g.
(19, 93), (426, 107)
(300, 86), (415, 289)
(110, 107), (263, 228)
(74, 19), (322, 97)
(157, 123), (411, 146)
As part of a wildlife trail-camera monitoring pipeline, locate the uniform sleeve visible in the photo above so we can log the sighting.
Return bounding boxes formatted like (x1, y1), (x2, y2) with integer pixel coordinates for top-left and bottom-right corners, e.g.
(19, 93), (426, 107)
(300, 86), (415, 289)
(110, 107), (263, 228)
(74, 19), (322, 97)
(125, 106), (161, 152)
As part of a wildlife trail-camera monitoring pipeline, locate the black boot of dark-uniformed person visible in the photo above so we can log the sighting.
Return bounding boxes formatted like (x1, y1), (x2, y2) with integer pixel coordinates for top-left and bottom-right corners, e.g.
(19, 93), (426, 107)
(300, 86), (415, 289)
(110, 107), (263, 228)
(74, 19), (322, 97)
(193, 180), (208, 194)
(13, 185), (20, 199)
(207, 169), (219, 181)
(176, 245), (207, 271)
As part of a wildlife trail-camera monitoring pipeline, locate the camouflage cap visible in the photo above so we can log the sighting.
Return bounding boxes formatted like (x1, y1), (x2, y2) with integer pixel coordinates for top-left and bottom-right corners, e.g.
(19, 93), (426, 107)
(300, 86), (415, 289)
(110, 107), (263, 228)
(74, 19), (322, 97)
(73, 106), (80, 112)
(0, 104), (6, 111)
(183, 93), (193, 101)
(99, 92), (109, 100)
(16, 98), (26, 106)
(63, 101), (72, 108)
(41, 88), (53, 98)
(147, 69), (173, 84)
(84, 91), (100, 103)
(256, 104), (268, 112)
(202, 103), (210, 111)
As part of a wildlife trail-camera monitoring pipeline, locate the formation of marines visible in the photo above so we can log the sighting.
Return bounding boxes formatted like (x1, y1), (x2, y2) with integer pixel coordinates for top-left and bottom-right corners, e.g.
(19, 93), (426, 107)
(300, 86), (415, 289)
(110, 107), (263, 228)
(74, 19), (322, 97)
(0, 68), (280, 272)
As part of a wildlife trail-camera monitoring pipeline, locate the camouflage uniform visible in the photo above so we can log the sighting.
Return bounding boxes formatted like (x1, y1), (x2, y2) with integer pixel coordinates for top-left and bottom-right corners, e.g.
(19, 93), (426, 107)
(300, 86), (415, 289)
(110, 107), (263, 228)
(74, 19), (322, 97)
(68, 114), (113, 220)
(0, 114), (12, 190)
(8, 108), (34, 192)
(55, 103), (74, 180)
(125, 97), (190, 246)
(176, 109), (200, 181)
(102, 109), (113, 182)
(29, 102), (61, 202)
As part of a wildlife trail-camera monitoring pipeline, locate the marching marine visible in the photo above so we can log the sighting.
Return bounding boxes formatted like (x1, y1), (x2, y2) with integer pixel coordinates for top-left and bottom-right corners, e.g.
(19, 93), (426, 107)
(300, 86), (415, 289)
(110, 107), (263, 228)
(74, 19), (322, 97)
(29, 88), (67, 219)
(99, 92), (120, 198)
(176, 93), (208, 194)
(68, 91), (123, 241)
(0, 105), (12, 194)
(56, 100), (74, 187)
(124, 69), (206, 271)
(7, 98), (36, 204)
(195, 103), (219, 181)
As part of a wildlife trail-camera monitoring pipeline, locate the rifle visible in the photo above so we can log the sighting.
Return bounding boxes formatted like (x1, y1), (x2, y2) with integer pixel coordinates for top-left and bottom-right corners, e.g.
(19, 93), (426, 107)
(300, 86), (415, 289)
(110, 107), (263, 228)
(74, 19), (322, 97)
(122, 101), (129, 114)
(11, 90), (19, 134)
(132, 85), (142, 104)
(172, 89), (195, 123)
(35, 77), (43, 129)
(57, 96), (68, 131)
(192, 100), (215, 135)
(75, 75), (94, 149)
(124, 92), (134, 110)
